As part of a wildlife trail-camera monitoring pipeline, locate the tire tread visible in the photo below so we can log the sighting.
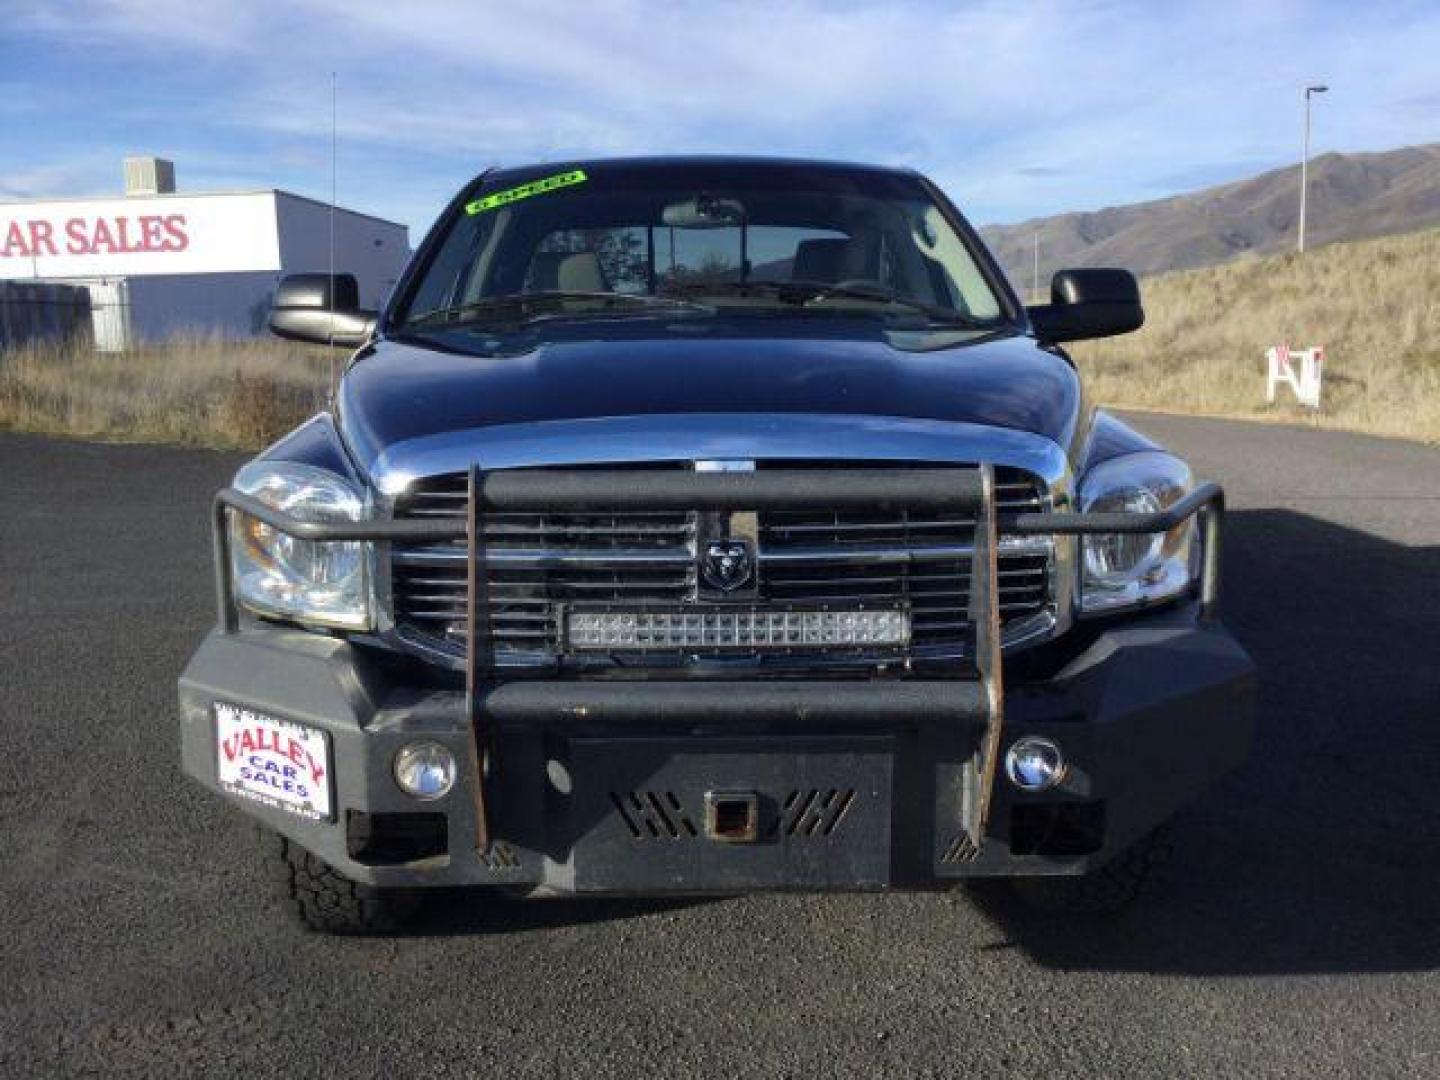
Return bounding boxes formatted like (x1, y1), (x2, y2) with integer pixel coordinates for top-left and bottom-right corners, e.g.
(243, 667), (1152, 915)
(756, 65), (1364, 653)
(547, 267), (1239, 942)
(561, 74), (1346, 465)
(265, 831), (420, 934)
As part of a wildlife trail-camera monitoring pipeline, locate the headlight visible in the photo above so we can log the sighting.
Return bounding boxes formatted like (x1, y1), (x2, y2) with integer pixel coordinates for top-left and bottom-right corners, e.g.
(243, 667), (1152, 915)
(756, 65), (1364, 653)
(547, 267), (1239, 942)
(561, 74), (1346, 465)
(230, 462), (372, 629)
(1078, 451), (1196, 614)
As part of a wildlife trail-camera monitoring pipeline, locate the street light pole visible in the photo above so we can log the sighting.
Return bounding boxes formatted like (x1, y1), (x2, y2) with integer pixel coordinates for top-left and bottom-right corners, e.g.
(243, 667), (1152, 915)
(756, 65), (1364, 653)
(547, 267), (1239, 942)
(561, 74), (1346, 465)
(1298, 83), (1328, 254)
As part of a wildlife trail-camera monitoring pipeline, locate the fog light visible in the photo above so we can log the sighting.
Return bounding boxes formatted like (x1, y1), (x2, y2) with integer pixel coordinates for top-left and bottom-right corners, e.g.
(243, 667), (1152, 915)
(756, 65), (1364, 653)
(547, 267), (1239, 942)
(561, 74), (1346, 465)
(393, 742), (456, 801)
(1005, 736), (1067, 792)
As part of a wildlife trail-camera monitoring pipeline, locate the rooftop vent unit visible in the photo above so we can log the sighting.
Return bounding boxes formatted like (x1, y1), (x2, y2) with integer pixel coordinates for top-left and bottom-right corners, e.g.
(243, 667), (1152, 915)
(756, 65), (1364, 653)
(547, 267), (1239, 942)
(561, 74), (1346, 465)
(123, 156), (176, 197)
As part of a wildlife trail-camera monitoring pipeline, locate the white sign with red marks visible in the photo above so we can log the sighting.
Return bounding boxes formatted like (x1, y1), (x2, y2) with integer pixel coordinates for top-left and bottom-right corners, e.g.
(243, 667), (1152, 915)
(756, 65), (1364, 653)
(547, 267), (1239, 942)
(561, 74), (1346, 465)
(0, 193), (281, 278)
(215, 703), (331, 821)
(1266, 344), (1324, 410)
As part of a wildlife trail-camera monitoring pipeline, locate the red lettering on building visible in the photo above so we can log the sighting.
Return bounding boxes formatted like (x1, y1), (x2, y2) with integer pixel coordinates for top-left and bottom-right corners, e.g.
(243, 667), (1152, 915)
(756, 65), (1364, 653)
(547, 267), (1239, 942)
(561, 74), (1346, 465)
(65, 218), (89, 254)
(2, 213), (193, 258)
(1, 221), (29, 258)
(89, 218), (116, 254)
(139, 215), (165, 249)
(27, 220), (57, 256)
(163, 214), (189, 252)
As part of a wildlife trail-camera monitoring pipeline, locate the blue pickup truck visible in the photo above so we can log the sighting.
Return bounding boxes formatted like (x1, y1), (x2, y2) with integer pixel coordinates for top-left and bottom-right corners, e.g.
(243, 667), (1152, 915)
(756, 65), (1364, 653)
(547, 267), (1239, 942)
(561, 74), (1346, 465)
(179, 156), (1254, 932)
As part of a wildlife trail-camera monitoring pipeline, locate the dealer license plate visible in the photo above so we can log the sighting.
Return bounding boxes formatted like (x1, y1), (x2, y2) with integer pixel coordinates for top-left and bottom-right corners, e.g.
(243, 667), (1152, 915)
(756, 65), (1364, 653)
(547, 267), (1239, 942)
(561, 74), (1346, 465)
(215, 702), (332, 821)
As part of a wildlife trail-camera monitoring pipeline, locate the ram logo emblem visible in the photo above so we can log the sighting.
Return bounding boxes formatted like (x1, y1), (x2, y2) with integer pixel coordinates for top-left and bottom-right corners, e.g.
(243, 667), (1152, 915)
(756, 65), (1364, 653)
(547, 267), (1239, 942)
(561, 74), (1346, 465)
(700, 539), (754, 593)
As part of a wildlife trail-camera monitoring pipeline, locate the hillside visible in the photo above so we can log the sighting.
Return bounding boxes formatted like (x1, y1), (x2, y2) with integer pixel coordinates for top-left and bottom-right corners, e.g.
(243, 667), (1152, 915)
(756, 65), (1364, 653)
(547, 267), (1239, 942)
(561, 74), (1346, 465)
(981, 144), (1440, 287)
(1069, 225), (1440, 444)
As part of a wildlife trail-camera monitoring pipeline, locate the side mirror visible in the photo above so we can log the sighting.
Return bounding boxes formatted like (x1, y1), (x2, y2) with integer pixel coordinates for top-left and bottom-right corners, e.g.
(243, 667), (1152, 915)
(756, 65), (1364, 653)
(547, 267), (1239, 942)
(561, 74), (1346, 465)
(268, 273), (376, 348)
(1026, 268), (1143, 344)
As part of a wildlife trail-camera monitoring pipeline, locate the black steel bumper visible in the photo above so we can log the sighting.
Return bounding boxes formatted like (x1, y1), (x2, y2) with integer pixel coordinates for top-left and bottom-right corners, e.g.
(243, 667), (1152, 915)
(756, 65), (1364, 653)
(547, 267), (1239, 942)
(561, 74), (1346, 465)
(178, 606), (1254, 890)
(181, 462), (1250, 893)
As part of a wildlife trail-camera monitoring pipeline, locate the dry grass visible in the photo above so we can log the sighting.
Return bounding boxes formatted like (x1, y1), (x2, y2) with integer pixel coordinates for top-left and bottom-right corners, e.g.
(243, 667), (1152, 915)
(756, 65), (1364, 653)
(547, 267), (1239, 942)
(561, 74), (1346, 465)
(5, 229), (1438, 450)
(1071, 226), (1440, 444)
(0, 335), (333, 450)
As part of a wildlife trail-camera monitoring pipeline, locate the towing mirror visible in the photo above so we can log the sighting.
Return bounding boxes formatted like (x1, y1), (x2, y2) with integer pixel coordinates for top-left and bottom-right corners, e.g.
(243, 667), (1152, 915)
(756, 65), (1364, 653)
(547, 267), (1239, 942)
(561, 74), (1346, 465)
(268, 273), (376, 348)
(1026, 268), (1143, 344)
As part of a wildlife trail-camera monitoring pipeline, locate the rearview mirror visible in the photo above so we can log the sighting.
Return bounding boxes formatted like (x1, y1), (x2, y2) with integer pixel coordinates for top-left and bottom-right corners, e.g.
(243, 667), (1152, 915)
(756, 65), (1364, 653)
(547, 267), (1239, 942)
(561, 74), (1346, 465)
(661, 194), (746, 229)
(268, 273), (376, 348)
(1026, 268), (1143, 344)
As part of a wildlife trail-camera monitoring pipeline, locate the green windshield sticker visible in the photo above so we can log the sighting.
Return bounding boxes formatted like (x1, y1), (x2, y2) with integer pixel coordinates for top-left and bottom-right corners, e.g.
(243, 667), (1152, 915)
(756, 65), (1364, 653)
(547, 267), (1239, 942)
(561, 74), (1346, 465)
(465, 169), (588, 215)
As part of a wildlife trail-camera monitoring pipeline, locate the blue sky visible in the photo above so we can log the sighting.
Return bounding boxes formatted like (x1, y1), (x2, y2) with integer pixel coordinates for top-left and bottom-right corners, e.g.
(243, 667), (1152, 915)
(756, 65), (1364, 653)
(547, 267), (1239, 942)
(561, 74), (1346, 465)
(4, 0), (1438, 241)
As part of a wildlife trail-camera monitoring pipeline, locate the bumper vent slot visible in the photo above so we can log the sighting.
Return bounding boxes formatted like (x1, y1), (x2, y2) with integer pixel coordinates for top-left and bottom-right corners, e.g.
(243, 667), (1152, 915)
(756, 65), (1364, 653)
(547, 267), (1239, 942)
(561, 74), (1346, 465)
(772, 788), (856, 838)
(611, 791), (699, 840)
(940, 833), (981, 864)
(481, 841), (520, 870)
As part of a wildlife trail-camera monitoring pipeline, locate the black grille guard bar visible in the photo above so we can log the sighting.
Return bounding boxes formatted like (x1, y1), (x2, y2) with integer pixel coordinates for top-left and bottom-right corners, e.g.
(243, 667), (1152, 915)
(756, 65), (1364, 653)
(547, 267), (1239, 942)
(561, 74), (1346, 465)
(210, 469), (1225, 857)
(211, 476), (1226, 627)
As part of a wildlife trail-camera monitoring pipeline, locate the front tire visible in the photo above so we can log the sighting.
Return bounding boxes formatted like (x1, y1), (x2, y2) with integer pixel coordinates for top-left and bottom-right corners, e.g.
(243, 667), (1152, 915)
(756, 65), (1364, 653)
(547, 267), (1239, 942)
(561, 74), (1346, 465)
(1010, 823), (1172, 915)
(265, 831), (422, 934)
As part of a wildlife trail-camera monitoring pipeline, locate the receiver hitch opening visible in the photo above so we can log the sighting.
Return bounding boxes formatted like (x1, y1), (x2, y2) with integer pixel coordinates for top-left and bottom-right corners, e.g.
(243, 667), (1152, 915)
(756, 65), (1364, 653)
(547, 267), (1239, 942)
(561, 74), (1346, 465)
(706, 791), (760, 843)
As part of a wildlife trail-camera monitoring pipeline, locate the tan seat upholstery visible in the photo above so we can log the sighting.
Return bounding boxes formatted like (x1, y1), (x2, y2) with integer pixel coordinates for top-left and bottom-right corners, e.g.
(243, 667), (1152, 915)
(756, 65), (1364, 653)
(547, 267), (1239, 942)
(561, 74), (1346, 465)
(526, 251), (609, 293)
(557, 253), (606, 292)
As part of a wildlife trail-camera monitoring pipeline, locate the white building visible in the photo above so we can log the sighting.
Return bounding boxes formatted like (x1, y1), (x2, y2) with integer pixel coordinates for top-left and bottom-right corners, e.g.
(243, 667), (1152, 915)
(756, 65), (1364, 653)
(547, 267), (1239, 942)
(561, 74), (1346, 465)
(0, 158), (410, 349)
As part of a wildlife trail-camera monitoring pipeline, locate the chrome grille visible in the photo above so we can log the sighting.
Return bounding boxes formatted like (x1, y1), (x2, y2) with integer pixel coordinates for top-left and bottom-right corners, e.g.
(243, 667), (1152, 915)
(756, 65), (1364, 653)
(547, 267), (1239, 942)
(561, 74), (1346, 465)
(390, 465), (1052, 667)
(760, 472), (1048, 650)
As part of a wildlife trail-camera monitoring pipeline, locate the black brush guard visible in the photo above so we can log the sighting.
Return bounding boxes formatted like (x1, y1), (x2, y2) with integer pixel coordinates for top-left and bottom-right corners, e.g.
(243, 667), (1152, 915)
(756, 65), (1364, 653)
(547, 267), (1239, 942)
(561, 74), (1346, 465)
(212, 465), (1224, 863)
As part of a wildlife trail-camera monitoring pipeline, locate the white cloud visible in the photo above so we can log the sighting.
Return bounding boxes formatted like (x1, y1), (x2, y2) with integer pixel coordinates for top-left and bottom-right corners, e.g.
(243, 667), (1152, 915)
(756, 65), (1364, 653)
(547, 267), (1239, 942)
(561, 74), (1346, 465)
(12, 0), (266, 53)
(0, 162), (107, 201)
(10, 0), (1440, 230)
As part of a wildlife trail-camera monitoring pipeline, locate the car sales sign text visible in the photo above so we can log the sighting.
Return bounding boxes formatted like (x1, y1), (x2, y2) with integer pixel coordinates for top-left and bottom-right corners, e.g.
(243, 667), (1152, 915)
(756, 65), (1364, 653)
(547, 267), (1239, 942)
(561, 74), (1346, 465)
(0, 193), (282, 278)
(215, 702), (332, 821)
(3, 213), (190, 258)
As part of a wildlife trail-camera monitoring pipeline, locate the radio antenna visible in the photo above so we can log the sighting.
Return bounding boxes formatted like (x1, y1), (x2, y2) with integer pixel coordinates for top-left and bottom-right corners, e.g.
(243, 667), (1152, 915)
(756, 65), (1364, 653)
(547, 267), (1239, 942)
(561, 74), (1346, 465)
(328, 71), (338, 396)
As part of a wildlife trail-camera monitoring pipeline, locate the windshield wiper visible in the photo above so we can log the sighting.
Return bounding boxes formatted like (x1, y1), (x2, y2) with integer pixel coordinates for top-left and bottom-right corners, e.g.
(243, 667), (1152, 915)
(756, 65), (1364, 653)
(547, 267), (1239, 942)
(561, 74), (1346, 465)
(404, 290), (711, 329)
(661, 279), (988, 328)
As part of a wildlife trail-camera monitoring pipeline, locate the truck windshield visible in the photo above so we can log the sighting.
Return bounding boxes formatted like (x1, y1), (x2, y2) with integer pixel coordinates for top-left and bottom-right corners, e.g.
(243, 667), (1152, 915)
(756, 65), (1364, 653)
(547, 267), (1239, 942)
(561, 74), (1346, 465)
(396, 161), (1008, 332)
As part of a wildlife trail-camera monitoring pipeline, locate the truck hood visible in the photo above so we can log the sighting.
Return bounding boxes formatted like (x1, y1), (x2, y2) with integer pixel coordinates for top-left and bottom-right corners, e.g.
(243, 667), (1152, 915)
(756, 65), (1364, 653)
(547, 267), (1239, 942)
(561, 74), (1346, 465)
(336, 320), (1083, 483)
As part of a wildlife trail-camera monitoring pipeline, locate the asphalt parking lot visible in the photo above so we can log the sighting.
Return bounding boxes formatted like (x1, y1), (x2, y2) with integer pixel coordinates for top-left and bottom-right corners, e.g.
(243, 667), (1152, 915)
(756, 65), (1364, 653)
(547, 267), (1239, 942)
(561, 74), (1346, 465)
(3, 413), (1438, 1077)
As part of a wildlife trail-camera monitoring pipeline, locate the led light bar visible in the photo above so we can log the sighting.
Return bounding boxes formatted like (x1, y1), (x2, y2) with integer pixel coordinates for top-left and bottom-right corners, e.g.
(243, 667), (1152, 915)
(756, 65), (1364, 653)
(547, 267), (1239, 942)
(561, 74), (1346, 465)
(566, 608), (910, 651)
